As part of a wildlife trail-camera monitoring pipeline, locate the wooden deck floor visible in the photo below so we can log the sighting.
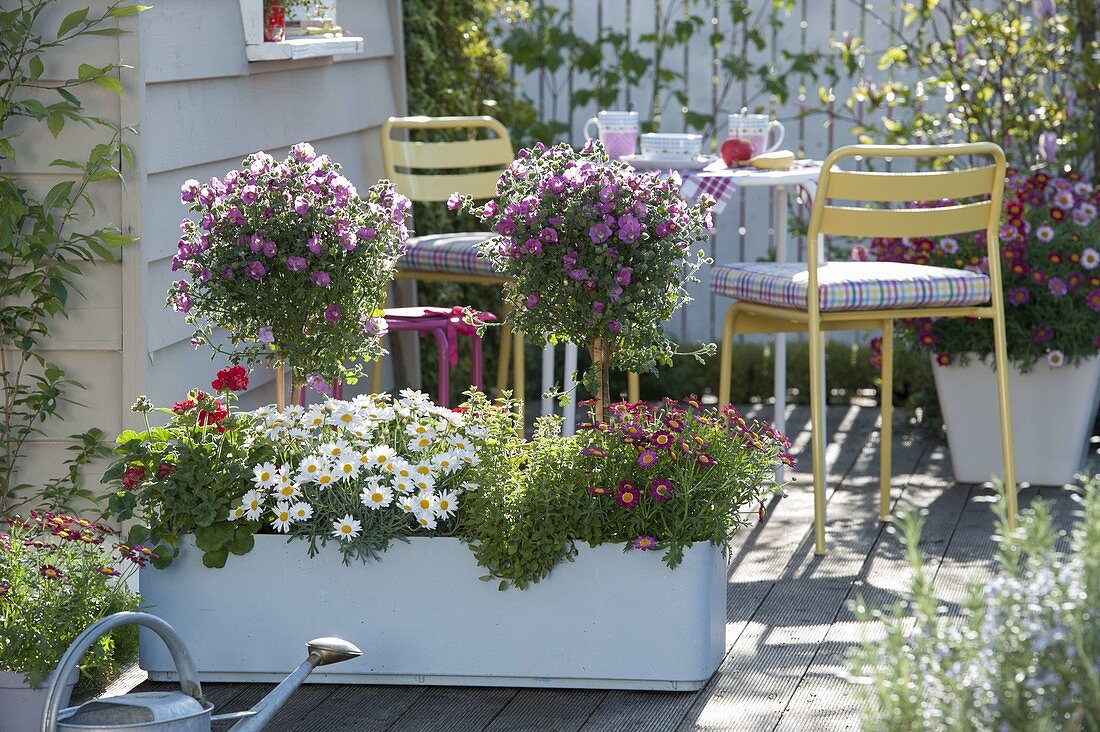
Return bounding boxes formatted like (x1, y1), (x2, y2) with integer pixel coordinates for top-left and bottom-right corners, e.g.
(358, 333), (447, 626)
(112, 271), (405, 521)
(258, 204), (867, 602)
(101, 403), (1092, 731)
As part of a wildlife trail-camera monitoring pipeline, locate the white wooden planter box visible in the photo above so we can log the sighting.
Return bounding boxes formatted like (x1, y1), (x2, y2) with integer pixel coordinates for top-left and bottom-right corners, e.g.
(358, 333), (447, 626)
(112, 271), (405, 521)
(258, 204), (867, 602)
(139, 535), (725, 690)
(932, 354), (1100, 486)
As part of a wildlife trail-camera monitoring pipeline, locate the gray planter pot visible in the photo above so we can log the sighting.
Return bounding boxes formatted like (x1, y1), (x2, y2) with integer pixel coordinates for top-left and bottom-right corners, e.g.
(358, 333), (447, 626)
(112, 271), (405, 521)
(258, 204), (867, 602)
(932, 354), (1100, 486)
(140, 535), (726, 690)
(0, 669), (76, 732)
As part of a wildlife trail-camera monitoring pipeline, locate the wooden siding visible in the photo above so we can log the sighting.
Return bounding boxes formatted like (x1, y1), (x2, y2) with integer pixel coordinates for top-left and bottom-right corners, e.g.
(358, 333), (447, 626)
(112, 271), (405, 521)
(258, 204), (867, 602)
(135, 0), (407, 407)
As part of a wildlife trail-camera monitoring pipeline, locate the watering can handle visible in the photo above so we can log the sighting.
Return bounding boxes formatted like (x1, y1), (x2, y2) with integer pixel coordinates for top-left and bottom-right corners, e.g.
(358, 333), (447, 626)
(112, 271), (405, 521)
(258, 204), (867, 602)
(41, 611), (204, 732)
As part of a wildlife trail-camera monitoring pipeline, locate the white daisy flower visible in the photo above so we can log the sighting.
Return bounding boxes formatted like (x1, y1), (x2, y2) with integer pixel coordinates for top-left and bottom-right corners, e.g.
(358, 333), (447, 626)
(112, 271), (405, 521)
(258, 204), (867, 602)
(365, 445), (396, 468)
(392, 475), (416, 494)
(398, 388), (431, 405)
(252, 406), (272, 420)
(436, 490), (459, 519)
(287, 427), (311, 440)
(413, 461), (434, 478)
(271, 474), (300, 500)
(414, 489), (439, 517)
(447, 435), (471, 452)
(228, 505), (247, 521)
(296, 456), (326, 483)
(455, 448), (480, 467)
(405, 422), (435, 438)
(336, 454), (361, 481)
(460, 481), (480, 492)
(407, 434), (434, 452)
(270, 502), (293, 533)
(416, 514), (438, 530)
(332, 514), (362, 540)
(242, 489), (265, 520)
(412, 474), (436, 493)
(1047, 349), (1065, 368)
(938, 237), (958, 254)
(315, 466), (336, 489)
(397, 496), (417, 514)
(432, 452), (460, 474)
(329, 406), (357, 428)
(252, 462), (279, 489)
(290, 501), (313, 521)
(465, 425), (488, 439)
(361, 483), (394, 509)
(1081, 247), (1099, 270)
(390, 458), (414, 481)
(303, 406), (328, 430)
(319, 440), (349, 460)
(282, 404), (305, 419)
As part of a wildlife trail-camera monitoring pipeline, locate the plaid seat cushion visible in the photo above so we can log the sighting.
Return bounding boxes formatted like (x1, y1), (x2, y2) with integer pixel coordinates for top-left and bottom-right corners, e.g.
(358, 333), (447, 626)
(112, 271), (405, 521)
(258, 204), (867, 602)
(710, 261), (991, 312)
(402, 232), (498, 277)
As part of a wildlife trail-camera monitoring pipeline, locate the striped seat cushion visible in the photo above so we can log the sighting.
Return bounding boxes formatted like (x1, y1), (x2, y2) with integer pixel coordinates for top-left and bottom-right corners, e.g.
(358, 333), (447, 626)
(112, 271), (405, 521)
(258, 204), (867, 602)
(710, 261), (991, 312)
(402, 232), (498, 277)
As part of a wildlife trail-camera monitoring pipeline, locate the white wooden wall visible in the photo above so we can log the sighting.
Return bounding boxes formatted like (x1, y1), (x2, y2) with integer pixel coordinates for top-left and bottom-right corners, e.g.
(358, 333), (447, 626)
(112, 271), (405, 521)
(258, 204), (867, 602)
(10, 0), (408, 489)
(516, 0), (917, 344)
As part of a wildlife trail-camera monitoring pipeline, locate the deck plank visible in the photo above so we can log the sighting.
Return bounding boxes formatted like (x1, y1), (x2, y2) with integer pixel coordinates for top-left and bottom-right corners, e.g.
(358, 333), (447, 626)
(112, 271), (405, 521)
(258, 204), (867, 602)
(483, 689), (609, 731)
(387, 687), (521, 732)
(676, 405), (931, 732)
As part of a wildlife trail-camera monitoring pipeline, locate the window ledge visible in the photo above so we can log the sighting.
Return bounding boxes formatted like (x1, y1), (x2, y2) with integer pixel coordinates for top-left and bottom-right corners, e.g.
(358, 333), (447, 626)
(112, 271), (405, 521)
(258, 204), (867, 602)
(244, 35), (364, 62)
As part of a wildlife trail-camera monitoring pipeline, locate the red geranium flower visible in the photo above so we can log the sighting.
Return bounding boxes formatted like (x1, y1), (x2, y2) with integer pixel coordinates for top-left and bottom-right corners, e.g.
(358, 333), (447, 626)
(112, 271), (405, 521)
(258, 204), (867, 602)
(172, 399), (196, 414)
(211, 364), (249, 392)
(122, 465), (146, 490)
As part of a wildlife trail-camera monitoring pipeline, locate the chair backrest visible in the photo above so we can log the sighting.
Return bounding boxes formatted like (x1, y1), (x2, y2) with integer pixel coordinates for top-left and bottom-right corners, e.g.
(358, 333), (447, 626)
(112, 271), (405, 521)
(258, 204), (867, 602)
(804, 143), (1008, 313)
(380, 116), (513, 203)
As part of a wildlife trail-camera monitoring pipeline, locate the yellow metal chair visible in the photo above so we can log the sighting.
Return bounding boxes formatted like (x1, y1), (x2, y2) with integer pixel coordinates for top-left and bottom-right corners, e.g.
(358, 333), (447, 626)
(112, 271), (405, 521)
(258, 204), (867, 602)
(379, 115), (525, 405)
(712, 143), (1017, 555)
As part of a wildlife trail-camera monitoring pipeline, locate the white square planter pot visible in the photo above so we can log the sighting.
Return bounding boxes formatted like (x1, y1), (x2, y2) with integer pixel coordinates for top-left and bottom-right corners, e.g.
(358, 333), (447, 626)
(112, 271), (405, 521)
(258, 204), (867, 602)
(932, 355), (1100, 486)
(139, 535), (725, 690)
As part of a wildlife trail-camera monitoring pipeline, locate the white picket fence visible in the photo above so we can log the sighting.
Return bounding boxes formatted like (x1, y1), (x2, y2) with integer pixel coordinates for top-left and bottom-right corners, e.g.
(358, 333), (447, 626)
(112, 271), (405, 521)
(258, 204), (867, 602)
(512, 0), (929, 344)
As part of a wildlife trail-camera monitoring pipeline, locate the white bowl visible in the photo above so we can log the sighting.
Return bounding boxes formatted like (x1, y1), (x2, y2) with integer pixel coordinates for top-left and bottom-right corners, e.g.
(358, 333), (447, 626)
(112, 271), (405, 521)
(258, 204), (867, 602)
(640, 133), (703, 159)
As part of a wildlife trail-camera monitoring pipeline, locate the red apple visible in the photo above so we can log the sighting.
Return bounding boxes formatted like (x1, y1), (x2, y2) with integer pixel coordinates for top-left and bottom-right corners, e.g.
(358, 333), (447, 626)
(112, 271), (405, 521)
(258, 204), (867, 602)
(721, 138), (754, 166)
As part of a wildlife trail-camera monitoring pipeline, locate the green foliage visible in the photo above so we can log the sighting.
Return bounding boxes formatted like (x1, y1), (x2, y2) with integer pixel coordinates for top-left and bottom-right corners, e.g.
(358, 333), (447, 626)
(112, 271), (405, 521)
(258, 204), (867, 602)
(831, 0), (1099, 171)
(0, 1), (145, 513)
(503, 0), (825, 141)
(458, 400), (787, 589)
(0, 512), (140, 688)
(851, 473), (1100, 730)
(104, 384), (277, 570)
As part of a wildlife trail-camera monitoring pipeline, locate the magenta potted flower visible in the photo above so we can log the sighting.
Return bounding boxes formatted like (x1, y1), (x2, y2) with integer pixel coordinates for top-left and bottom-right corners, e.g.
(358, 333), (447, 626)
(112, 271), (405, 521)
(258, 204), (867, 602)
(859, 169), (1100, 484)
(168, 142), (410, 407)
(450, 140), (714, 420)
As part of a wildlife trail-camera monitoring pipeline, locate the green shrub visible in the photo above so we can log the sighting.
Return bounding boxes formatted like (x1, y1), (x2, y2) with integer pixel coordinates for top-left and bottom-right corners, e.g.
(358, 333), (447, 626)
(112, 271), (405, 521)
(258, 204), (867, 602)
(851, 475), (1100, 730)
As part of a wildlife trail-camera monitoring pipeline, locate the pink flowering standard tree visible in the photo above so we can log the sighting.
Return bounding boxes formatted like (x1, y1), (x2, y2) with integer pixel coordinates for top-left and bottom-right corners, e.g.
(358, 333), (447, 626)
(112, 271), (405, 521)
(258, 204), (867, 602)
(168, 143), (410, 398)
(452, 141), (714, 420)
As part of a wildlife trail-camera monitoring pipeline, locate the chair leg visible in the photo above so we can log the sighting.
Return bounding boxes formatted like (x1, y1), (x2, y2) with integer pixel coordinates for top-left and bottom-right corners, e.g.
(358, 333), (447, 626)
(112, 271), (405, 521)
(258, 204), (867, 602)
(432, 327), (450, 408)
(991, 301), (1018, 526)
(808, 315), (828, 556)
(718, 305), (739, 406)
(879, 319), (894, 521)
(627, 372), (640, 403)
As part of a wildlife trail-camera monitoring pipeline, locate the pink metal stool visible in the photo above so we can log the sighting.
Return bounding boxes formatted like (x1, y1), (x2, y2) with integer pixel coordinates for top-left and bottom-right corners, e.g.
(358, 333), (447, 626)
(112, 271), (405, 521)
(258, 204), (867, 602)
(298, 306), (494, 407)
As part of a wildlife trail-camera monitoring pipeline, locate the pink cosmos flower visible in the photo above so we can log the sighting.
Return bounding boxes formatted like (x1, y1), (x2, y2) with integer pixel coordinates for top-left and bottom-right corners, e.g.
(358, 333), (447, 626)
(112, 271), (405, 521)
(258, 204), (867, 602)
(633, 535), (658, 551)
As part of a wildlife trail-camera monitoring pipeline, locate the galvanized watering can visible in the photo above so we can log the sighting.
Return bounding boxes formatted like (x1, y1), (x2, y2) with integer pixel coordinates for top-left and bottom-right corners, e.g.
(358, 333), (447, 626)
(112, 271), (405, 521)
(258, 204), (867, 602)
(41, 612), (361, 731)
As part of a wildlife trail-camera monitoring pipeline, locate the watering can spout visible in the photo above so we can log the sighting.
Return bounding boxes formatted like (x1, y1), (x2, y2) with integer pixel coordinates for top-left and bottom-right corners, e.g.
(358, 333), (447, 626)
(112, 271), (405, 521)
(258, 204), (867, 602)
(306, 637), (362, 667)
(221, 637), (362, 731)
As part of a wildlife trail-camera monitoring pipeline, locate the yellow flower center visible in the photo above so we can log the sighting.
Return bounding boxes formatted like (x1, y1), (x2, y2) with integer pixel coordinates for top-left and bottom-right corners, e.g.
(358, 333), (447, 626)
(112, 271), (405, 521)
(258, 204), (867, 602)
(341, 525), (352, 534)
(440, 500), (450, 511)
